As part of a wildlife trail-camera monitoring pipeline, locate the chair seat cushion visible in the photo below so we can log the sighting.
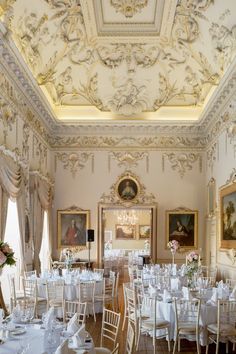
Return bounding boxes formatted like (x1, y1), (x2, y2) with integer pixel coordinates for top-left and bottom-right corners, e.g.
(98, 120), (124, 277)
(142, 318), (170, 329)
(178, 322), (197, 333)
(207, 323), (236, 336)
(94, 347), (112, 354)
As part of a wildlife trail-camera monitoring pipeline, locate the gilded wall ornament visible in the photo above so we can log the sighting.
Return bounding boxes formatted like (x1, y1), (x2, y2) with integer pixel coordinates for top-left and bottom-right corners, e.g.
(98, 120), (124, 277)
(163, 152), (201, 178)
(100, 170), (155, 206)
(0, 96), (16, 143)
(33, 135), (47, 171)
(206, 143), (217, 170)
(110, 0), (148, 18)
(109, 151), (148, 170)
(56, 152), (94, 178)
(22, 122), (30, 160)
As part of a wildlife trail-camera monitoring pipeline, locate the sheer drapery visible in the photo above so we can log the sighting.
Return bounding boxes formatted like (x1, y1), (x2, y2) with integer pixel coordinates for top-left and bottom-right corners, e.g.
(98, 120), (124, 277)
(30, 174), (52, 274)
(0, 186), (8, 242)
(0, 154), (26, 273)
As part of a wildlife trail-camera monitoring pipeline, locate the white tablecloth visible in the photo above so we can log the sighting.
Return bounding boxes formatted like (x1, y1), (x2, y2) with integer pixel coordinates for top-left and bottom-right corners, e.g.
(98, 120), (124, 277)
(155, 300), (217, 346)
(0, 324), (95, 354)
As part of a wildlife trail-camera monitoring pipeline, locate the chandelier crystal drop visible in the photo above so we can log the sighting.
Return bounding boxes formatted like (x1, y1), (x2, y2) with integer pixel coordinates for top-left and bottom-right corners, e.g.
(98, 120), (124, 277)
(116, 210), (138, 225)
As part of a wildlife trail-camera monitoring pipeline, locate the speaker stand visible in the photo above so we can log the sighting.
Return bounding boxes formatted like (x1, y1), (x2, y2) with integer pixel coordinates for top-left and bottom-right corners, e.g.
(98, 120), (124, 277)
(88, 241), (91, 269)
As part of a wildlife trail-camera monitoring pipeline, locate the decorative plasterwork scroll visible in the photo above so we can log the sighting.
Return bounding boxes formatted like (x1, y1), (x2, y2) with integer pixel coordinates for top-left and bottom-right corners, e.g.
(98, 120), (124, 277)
(206, 143), (217, 171)
(110, 0), (148, 18)
(100, 170), (155, 206)
(56, 152), (94, 178)
(0, 96), (16, 143)
(33, 135), (47, 170)
(22, 123), (30, 161)
(226, 168), (236, 185)
(162, 152), (202, 178)
(108, 151), (148, 171)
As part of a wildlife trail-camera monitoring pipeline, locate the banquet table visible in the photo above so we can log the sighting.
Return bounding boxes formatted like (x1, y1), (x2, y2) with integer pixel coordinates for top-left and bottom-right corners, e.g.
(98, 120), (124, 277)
(0, 323), (95, 354)
(37, 273), (104, 315)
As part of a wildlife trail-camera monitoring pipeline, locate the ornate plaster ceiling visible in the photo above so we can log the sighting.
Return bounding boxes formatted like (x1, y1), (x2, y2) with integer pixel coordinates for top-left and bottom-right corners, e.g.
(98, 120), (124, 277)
(0, 0), (236, 124)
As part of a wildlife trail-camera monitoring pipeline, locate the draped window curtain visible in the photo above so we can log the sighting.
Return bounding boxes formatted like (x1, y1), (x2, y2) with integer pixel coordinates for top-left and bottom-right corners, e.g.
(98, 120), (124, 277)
(0, 155), (26, 274)
(30, 174), (52, 274)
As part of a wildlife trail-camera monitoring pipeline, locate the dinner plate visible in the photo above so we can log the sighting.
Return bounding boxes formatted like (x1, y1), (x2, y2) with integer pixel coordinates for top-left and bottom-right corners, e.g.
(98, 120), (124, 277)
(10, 328), (26, 335)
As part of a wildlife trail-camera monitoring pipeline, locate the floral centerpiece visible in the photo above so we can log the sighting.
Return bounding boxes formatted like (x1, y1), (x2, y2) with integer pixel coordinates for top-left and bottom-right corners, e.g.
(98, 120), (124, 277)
(64, 248), (73, 270)
(167, 240), (180, 264)
(0, 241), (16, 271)
(186, 251), (199, 287)
(105, 240), (112, 250)
(144, 239), (150, 253)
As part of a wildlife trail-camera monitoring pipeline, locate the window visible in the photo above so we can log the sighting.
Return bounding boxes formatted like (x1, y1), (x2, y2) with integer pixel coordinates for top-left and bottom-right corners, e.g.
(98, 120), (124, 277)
(39, 211), (51, 273)
(2, 199), (22, 302)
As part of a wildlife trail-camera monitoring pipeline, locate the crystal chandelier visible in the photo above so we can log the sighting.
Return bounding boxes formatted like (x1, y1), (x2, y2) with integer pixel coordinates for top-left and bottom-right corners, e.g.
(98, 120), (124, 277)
(116, 209), (138, 225)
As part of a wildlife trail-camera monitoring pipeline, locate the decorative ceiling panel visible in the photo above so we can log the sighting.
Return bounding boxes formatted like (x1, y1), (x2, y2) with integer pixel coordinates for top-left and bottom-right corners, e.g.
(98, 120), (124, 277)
(0, 0), (236, 124)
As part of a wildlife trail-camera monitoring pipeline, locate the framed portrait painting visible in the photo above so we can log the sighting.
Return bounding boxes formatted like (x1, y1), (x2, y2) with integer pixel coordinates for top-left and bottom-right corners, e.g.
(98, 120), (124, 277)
(139, 225), (151, 239)
(116, 176), (139, 202)
(166, 209), (198, 249)
(57, 209), (90, 248)
(116, 224), (135, 240)
(220, 183), (236, 249)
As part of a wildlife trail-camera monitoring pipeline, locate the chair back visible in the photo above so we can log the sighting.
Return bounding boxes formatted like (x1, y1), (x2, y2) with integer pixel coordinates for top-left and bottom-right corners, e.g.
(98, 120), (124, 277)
(100, 308), (121, 349)
(226, 278), (236, 290)
(22, 278), (37, 300)
(93, 268), (104, 276)
(78, 280), (95, 303)
(125, 287), (137, 326)
(24, 270), (37, 279)
(63, 300), (87, 325)
(217, 299), (236, 330)
(46, 279), (64, 303)
(125, 322), (135, 354)
(174, 298), (201, 335)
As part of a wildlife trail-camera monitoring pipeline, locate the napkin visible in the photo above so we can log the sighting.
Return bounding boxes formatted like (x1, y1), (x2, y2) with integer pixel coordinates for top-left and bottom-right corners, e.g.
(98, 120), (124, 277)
(163, 289), (171, 302)
(67, 313), (80, 335)
(72, 324), (87, 348)
(182, 287), (192, 300)
(55, 339), (69, 354)
(207, 288), (218, 305)
(229, 286), (236, 300)
(171, 278), (180, 291)
(43, 307), (55, 329)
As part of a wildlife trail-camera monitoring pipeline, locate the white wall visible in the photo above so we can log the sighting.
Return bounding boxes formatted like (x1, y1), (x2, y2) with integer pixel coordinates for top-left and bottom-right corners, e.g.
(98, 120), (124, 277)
(52, 149), (206, 264)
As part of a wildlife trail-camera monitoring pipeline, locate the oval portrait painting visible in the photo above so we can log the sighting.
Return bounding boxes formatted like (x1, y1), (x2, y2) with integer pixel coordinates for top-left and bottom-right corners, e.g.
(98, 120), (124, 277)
(117, 177), (139, 201)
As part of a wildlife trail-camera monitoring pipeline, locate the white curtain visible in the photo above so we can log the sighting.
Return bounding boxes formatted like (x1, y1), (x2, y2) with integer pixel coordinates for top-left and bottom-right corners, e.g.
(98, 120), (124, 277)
(30, 174), (52, 275)
(0, 154), (26, 274)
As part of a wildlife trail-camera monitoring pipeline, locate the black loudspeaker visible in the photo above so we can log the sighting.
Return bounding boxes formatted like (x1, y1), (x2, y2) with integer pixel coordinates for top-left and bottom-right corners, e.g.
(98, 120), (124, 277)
(87, 229), (94, 242)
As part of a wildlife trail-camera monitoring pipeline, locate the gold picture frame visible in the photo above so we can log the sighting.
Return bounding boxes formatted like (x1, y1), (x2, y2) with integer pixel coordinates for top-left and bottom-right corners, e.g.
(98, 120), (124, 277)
(57, 208), (90, 249)
(166, 208), (198, 249)
(115, 224), (136, 240)
(116, 175), (140, 202)
(138, 225), (151, 239)
(220, 182), (236, 249)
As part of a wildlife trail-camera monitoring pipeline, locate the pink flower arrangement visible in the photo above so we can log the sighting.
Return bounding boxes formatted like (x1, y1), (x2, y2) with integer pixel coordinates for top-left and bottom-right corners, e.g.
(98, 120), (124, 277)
(186, 251), (199, 264)
(0, 241), (16, 268)
(167, 240), (180, 253)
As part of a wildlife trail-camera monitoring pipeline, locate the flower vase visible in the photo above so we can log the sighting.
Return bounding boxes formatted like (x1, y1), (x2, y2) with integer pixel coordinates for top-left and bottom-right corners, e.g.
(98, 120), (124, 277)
(171, 249), (176, 265)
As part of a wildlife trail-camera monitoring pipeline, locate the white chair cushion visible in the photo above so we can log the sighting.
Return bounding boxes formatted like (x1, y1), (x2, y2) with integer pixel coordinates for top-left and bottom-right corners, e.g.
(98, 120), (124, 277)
(207, 323), (236, 336)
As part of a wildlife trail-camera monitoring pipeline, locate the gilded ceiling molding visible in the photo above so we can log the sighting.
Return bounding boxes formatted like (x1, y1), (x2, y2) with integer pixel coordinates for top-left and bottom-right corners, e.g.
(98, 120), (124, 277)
(107, 78), (148, 115)
(56, 152), (94, 178)
(206, 143), (216, 172)
(110, 0), (148, 18)
(109, 151), (148, 171)
(0, 36), (56, 131)
(162, 152), (202, 178)
(100, 170), (155, 205)
(49, 134), (206, 150)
